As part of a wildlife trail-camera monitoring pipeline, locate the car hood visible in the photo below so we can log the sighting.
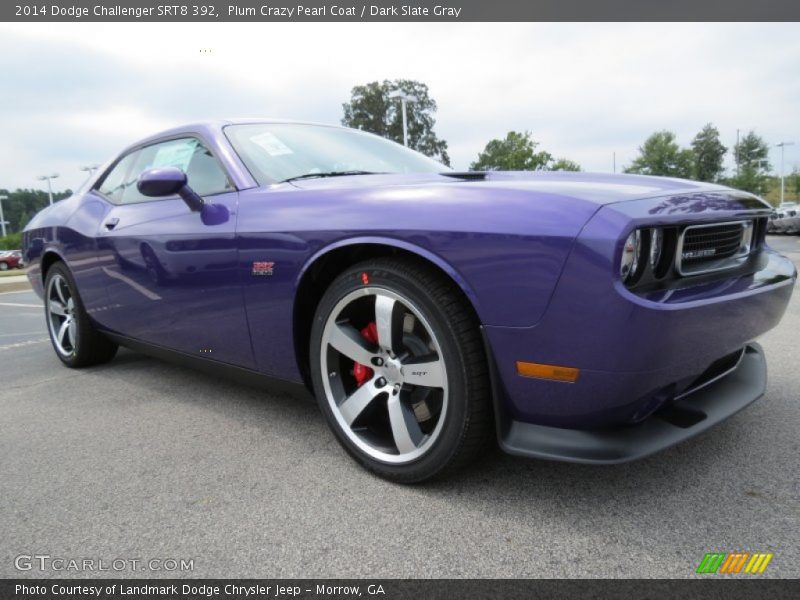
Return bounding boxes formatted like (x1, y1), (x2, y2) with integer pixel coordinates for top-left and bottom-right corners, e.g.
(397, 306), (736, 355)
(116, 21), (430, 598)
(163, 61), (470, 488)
(287, 171), (735, 205)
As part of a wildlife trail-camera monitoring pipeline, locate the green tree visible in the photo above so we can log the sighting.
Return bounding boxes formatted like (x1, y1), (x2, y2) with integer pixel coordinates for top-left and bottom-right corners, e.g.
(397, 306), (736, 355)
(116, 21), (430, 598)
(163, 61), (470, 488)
(471, 131), (551, 171)
(0, 232), (22, 250)
(735, 130), (771, 170)
(0, 188), (71, 234)
(550, 158), (582, 172)
(470, 131), (581, 171)
(17, 210), (33, 231)
(342, 79), (450, 166)
(732, 131), (771, 194)
(624, 131), (695, 178)
(691, 123), (727, 182)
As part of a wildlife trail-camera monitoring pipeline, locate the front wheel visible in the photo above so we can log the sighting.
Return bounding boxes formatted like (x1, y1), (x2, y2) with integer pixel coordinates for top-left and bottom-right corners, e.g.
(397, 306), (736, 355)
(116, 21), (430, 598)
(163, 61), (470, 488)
(310, 258), (492, 483)
(44, 262), (118, 368)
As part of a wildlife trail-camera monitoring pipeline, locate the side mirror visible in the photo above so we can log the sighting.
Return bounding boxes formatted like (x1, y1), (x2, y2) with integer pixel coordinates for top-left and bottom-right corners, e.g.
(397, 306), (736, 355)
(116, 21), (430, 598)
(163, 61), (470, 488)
(137, 167), (204, 212)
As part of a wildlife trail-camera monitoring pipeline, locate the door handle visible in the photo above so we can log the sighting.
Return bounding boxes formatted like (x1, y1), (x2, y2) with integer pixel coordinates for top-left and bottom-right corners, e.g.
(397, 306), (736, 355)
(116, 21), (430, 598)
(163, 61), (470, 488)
(104, 218), (120, 230)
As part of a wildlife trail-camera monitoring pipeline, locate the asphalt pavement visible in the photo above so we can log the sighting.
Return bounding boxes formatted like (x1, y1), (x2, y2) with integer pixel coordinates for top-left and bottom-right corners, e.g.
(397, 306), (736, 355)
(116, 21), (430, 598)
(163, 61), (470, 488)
(1, 237), (798, 579)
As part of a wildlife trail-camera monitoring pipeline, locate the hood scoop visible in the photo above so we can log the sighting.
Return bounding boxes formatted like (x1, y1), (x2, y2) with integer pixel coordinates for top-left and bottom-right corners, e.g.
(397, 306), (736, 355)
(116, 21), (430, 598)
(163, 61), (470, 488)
(440, 171), (488, 181)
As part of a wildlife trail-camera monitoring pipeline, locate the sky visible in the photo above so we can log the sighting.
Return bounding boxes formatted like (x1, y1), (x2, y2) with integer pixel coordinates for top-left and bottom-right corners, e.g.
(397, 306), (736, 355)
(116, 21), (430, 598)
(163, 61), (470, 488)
(0, 22), (798, 192)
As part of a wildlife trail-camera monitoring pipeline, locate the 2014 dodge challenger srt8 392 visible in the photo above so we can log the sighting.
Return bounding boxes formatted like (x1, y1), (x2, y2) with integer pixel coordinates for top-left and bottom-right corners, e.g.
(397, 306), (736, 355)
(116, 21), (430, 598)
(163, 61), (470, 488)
(23, 120), (796, 482)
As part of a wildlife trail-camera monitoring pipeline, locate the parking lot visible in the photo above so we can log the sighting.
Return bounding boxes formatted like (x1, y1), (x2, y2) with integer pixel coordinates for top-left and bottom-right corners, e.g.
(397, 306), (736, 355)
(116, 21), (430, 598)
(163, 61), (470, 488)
(1, 236), (798, 579)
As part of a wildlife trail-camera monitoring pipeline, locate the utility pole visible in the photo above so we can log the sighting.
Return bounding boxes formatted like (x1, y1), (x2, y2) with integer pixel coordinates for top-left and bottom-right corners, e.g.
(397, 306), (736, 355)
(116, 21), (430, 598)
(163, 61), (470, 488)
(777, 142), (795, 205)
(613, 152), (616, 174)
(0, 194), (7, 238)
(735, 129), (740, 178)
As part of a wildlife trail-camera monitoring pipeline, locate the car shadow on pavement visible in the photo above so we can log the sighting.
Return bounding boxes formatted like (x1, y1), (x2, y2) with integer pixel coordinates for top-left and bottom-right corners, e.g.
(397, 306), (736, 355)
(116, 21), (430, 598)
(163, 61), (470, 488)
(92, 347), (744, 507)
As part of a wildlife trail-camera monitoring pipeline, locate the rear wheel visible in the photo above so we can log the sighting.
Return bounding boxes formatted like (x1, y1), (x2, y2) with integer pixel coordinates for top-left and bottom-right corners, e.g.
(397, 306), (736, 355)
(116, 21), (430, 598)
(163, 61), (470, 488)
(0, 262), (8, 271)
(310, 258), (492, 482)
(44, 262), (118, 368)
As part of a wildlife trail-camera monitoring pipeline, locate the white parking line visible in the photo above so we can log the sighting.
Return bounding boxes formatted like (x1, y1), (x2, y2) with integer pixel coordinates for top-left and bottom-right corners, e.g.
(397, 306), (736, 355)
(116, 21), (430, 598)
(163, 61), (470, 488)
(0, 331), (45, 337)
(0, 302), (42, 308)
(0, 338), (49, 351)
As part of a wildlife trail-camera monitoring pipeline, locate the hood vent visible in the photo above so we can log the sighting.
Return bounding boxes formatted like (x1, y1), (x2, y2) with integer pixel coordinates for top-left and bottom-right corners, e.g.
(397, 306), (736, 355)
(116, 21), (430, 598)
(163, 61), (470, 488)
(440, 171), (487, 181)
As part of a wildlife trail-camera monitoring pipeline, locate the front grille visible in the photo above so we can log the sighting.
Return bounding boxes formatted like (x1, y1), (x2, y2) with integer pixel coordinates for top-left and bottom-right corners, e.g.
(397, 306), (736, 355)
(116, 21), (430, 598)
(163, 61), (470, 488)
(682, 223), (744, 262)
(677, 221), (752, 275)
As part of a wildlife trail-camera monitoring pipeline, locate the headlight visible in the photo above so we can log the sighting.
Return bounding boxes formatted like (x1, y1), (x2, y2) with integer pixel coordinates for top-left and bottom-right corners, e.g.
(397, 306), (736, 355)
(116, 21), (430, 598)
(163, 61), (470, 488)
(650, 228), (663, 269)
(620, 230), (642, 282)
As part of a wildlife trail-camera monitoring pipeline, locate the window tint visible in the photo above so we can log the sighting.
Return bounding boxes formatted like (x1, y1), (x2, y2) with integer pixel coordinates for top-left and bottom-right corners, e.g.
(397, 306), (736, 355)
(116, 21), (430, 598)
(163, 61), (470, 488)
(97, 153), (137, 203)
(104, 138), (233, 205)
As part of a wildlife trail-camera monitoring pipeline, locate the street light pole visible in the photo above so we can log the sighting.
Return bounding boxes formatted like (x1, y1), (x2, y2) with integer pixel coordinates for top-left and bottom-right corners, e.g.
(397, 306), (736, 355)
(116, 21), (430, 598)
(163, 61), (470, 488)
(387, 91), (417, 147)
(36, 174), (59, 205)
(0, 194), (8, 238)
(754, 159), (769, 196)
(777, 142), (795, 205)
(401, 98), (408, 146)
(80, 164), (100, 184)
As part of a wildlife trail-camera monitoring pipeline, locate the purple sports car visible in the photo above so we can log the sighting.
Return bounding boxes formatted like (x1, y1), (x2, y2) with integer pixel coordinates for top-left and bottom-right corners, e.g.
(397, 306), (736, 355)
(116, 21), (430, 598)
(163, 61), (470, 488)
(23, 120), (796, 482)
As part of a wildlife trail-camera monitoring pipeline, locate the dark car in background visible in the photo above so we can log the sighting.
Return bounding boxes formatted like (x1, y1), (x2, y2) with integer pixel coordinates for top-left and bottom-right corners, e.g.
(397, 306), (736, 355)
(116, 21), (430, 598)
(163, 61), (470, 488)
(0, 250), (24, 270)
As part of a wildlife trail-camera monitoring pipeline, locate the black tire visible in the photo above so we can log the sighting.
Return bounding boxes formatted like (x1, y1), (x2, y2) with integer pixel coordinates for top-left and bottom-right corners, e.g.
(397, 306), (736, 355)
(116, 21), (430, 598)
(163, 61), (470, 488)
(0, 262), (8, 271)
(44, 262), (118, 368)
(310, 257), (492, 483)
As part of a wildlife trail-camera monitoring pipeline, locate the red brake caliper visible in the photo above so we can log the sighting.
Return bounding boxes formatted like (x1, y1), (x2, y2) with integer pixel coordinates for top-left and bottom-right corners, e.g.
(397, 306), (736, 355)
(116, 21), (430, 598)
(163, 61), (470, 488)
(352, 321), (378, 387)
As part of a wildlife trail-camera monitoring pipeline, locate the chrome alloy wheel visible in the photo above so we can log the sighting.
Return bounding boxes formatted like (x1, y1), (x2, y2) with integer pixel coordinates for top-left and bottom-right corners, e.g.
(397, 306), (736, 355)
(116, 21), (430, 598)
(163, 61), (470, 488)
(46, 273), (78, 357)
(320, 288), (448, 464)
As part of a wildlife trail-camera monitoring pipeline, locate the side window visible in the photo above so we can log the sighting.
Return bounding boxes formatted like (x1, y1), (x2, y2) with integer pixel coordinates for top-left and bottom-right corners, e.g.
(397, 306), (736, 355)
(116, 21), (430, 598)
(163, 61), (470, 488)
(96, 152), (138, 203)
(120, 137), (233, 205)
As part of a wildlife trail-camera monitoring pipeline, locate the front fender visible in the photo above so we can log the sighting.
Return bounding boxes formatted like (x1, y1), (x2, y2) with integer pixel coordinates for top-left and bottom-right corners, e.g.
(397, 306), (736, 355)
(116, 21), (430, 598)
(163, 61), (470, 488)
(296, 235), (486, 321)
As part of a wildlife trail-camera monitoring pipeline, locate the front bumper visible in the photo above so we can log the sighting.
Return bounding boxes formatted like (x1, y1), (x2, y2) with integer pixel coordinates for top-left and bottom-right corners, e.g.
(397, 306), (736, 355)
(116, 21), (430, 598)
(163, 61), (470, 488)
(485, 248), (794, 428)
(498, 343), (766, 464)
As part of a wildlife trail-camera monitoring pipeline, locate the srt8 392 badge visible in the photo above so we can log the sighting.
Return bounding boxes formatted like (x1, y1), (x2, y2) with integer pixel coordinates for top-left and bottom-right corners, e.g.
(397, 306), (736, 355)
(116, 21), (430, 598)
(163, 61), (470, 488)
(251, 261), (275, 276)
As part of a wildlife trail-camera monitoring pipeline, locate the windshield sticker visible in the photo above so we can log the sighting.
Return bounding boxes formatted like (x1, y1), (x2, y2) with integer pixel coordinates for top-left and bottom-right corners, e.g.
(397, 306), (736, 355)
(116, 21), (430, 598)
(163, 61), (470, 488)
(250, 131), (294, 156)
(152, 140), (198, 171)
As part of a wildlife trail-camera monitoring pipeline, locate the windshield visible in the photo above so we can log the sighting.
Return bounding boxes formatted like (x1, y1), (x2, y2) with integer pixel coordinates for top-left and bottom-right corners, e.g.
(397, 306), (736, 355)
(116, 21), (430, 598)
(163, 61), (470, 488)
(224, 123), (446, 185)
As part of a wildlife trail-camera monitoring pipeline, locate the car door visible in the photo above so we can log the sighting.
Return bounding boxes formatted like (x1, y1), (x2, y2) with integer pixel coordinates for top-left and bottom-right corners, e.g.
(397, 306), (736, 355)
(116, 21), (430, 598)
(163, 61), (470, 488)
(95, 136), (255, 369)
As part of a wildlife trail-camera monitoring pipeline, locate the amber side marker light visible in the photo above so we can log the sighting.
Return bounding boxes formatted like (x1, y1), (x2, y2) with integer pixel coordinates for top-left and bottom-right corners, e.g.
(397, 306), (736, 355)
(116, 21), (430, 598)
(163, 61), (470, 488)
(516, 361), (580, 383)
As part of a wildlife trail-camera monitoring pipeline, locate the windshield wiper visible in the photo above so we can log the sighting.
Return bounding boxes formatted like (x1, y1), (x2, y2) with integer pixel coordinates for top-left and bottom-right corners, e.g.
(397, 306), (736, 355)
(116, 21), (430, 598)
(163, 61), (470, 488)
(281, 170), (383, 183)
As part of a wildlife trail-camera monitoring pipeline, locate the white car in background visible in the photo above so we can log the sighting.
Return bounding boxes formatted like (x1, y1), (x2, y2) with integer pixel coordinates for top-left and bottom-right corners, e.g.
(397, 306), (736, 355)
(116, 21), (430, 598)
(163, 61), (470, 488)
(777, 202), (798, 218)
(769, 203), (800, 235)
